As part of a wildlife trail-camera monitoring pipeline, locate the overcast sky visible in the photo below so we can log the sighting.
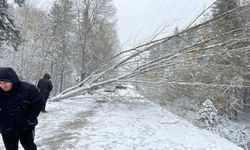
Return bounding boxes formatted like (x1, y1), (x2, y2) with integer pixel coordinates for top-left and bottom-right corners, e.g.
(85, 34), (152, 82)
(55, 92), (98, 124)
(113, 0), (216, 49)
(30, 0), (216, 49)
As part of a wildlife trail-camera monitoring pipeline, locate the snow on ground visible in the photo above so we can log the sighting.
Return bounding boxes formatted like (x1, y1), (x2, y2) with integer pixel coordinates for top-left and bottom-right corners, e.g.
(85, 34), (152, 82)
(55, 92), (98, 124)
(0, 89), (243, 150)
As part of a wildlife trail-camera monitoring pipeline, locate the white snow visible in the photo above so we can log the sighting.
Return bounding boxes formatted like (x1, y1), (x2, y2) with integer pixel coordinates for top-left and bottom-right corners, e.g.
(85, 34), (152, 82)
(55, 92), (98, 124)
(0, 91), (243, 150)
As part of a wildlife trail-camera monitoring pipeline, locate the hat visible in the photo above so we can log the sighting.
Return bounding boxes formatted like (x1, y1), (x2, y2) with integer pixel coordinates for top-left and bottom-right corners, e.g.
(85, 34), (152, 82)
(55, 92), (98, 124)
(0, 67), (20, 84)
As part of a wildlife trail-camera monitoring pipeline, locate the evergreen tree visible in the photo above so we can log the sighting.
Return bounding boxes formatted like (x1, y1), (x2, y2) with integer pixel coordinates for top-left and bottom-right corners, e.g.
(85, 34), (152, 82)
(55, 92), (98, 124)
(211, 0), (241, 32)
(0, 0), (24, 50)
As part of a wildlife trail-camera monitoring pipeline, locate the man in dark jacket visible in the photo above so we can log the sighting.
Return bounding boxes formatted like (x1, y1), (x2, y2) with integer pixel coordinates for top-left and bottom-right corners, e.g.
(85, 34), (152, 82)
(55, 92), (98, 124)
(37, 73), (53, 112)
(0, 67), (43, 150)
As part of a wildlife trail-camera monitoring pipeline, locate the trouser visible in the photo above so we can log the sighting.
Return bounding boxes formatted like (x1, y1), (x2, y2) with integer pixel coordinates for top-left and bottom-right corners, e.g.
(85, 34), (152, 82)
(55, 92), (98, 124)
(1, 129), (37, 150)
(42, 93), (49, 112)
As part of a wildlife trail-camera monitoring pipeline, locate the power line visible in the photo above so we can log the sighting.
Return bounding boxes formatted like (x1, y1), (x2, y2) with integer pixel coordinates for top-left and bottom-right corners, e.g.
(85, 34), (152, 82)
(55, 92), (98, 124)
(147, 0), (167, 34)
(143, 0), (178, 42)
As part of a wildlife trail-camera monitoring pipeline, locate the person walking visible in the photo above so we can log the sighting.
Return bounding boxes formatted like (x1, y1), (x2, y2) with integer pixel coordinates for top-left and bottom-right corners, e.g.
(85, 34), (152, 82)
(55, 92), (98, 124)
(37, 73), (53, 113)
(0, 67), (44, 150)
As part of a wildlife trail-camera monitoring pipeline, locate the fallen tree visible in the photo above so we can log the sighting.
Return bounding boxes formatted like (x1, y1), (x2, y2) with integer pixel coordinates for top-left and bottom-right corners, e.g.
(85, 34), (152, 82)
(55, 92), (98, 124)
(49, 4), (250, 104)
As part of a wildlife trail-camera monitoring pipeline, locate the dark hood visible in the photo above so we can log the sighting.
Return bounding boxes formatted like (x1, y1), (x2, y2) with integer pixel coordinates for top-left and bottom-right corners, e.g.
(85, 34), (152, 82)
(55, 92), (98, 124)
(0, 67), (20, 85)
(43, 73), (51, 80)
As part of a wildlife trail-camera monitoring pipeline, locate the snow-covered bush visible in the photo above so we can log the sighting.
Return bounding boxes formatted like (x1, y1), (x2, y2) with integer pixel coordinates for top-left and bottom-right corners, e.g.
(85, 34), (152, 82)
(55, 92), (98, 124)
(198, 99), (218, 127)
(208, 119), (250, 150)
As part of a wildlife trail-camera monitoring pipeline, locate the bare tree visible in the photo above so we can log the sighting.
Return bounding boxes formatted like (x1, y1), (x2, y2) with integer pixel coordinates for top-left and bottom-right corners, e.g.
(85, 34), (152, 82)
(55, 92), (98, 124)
(1, 4), (53, 83)
(74, 0), (118, 80)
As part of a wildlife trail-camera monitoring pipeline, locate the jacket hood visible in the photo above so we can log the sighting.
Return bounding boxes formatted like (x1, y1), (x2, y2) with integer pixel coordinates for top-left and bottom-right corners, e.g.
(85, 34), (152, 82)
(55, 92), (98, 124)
(0, 67), (20, 85)
(43, 73), (51, 79)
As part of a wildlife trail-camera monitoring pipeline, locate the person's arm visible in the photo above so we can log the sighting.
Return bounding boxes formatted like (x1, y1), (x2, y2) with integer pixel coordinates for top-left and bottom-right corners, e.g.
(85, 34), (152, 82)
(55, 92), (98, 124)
(27, 84), (43, 125)
(37, 80), (42, 91)
(49, 80), (53, 92)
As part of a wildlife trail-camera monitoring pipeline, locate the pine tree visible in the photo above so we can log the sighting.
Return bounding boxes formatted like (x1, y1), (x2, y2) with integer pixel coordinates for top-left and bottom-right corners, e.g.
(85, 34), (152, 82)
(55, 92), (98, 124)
(0, 0), (24, 50)
(211, 0), (241, 32)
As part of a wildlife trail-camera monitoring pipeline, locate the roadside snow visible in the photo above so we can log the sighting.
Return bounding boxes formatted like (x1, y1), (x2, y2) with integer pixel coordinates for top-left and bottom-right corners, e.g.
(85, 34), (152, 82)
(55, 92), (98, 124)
(0, 95), (243, 150)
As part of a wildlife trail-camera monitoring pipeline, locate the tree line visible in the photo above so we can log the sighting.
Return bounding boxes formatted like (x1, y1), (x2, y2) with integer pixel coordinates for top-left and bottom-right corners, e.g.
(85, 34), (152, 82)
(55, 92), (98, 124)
(1, 0), (249, 116)
(0, 0), (119, 95)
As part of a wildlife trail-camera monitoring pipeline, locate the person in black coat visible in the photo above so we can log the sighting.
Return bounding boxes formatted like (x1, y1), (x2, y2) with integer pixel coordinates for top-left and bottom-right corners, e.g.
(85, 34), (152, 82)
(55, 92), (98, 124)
(0, 67), (43, 150)
(37, 73), (53, 112)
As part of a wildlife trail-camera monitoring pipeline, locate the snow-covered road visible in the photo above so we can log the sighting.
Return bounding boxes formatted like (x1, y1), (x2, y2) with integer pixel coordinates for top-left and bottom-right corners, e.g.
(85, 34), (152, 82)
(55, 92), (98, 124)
(0, 95), (243, 150)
